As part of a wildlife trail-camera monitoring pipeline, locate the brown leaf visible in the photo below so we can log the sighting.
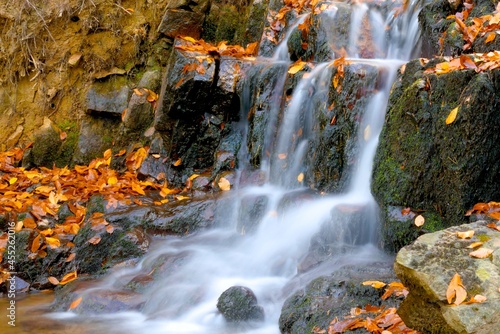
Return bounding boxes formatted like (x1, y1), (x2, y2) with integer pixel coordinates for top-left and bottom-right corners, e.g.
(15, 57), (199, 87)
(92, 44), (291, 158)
(401, 207), (411, 215)
(66, 253), (76, 262)
(60, 131), (67, 140)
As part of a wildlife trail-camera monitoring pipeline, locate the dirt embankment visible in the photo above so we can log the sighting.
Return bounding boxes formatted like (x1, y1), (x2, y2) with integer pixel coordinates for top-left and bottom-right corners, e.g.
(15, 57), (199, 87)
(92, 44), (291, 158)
(0, 0), (170, 151)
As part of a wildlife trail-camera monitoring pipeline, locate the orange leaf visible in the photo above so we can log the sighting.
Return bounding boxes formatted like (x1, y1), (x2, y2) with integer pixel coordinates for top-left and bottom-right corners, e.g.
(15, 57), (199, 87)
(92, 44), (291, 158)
(59, 271), (78, 285)
(45, 237), (61, 249)
(66, 253), (76, 262)
(69, 296), (83, 310)
(464, 294), (487, 304)
(88, 235), (102, 245)
(31, 234), (41, 253)
(60, 131), (67, 140)
(48, 276), (60, 285)
(173, 158), (182, 167)
(456, 230), (474, 239)
(362, 280), (386, 289)
(288, 61), (307, 74)
(218, 177), (231, 191)
(24, 217), (37, 229)
(401, 207), (411, 215)
(106, 225), (114, 234)
(446, 273), (467, 305)
(466, 241), (483, 249)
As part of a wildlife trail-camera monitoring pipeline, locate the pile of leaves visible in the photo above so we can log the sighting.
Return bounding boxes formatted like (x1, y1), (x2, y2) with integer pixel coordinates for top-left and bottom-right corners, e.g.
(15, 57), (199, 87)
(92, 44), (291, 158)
(175, 36), (258, 58)
(311, 281), (417, 334)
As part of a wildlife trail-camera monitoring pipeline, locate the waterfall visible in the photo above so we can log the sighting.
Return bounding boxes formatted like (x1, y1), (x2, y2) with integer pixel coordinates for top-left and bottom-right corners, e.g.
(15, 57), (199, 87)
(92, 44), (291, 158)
(47, 1), (422, 333)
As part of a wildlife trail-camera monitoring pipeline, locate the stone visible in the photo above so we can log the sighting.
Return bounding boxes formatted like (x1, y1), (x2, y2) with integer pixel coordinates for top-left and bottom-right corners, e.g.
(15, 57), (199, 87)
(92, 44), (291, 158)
(6, 124), (23, 149)
(86, 78), (130, 116)
(395, 220), (500, 333)
(122, 89), (154, 131)
(30, 117), (63, 167)
(72, 115), (121, 165)
(157, 10), (205, 39)
(373, 59), (500, 251)
(217, 286), (264, 322)
(279, 261), (401, 334)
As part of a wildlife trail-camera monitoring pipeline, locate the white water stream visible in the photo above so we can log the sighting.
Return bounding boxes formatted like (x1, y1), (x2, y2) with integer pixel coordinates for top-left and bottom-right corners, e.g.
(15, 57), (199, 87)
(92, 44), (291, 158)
(46, 1), (422, 333)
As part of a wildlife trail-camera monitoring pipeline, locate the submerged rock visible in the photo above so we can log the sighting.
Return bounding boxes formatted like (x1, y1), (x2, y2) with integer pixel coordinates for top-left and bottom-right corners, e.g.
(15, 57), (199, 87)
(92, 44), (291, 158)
(217, 286), (265, 322)
(395, 220), (500, 333)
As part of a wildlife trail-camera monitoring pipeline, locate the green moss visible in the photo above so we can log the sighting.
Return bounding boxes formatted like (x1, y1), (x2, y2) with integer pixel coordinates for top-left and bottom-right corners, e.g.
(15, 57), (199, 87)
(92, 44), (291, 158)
(476, 234), (491, 242)
(55, 120), (79, 167)
(203, 5), (249, 45)
(422, 211), (445, 233)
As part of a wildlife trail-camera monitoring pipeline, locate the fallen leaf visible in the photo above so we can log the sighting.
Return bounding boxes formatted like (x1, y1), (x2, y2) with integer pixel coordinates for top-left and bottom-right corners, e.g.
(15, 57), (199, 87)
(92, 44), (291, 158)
(362, 280), (386, 289)
(446, 107), (459, 125)
(69, 296), (82, 310)
(45, 237), (61, 248)
(457, 230), (474, 239)
(414, 215), (425, 227)
(60, 131), (67, 140)
(9, 177), (17, 185)
(467, 241), (483, 249)
(218, 177), (231, 191)
(31, 234), (41, 253)
(485, 32), (496, 44)
(446, 273), (467, 305)
(88, 235), (102, 245)
(469, 248), (493, 259)
(66, 253), (76, 262)
(465, 294), (487, 304)
(107, 176), (118, 185)
(173, 158), (182, 167)
(288, 61), (307, 74)
(59, 271), (78, 285)
(48, 276), (60, 285)
(278, 153), (287, 160)
(401, 207), (411, 215)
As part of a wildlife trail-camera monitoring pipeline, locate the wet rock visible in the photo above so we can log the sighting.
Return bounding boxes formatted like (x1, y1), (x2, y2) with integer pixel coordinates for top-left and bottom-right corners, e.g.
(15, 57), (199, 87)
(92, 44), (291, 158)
(73, 115), (121, 165)
(242, 0), (270, 46)
(373, 59), (500, 251)
(122, 88), (154, 131)
(279, 262), (401, 334)
(419, 0), (498, 57)
(395, 220), (500, 333)
(158, 0), (210, 39)
(237, 194), (269, 234)
(217, 286), (265, 322)
(30, 117), (63, 167)
(155, 39), (251, 185)
(6, 124), (23, 150)
(137, 134), (170, 180)
(86, 78), (130, 116)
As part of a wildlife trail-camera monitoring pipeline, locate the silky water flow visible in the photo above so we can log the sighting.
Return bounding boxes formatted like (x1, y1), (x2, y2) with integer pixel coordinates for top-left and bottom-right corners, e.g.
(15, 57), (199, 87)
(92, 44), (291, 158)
(44, 1), (422, 333)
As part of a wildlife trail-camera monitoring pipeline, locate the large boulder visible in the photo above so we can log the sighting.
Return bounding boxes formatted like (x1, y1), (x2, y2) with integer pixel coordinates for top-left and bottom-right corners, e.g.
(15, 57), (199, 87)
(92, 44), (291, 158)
(395, 220), (500, 333)
(373, 59), (500, 252)
(217, 286), (265, 322)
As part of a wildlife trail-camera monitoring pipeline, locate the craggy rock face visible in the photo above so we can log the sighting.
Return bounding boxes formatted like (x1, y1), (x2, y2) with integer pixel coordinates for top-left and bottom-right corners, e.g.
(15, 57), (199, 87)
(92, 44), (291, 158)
(395, 219), (500, 334)
(373, 58), (500, 252)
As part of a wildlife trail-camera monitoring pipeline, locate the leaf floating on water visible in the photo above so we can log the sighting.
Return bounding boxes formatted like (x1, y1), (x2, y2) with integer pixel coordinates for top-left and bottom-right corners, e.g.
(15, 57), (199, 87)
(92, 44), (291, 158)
(446, 107), (459, 125)
(446, 273), (467, 305)
(414, 215), (425, 227)
(469, 247), (493, 259)
(218, 177), (231, 191)
(69, 296), (83, 310)
(362, 280), (386, 289)
(457, 230), (474, 239)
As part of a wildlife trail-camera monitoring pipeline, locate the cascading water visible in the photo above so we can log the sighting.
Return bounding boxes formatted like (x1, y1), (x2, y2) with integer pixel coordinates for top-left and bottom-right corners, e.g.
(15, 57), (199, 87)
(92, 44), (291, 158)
(44, 1), (422, 333)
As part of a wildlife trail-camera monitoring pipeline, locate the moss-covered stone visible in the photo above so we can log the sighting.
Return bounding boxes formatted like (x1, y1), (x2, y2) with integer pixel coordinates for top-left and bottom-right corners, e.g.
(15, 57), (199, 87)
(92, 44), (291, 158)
(374, 59), (500, 252)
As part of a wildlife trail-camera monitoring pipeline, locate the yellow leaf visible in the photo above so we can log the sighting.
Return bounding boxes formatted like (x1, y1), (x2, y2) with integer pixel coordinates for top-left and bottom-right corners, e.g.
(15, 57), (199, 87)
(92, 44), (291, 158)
(59, 271), (78, 285)
(457, 230), (474, 239)
(362, 280), (386, 289)
(469, 248), (493, 259)
(446, 273), (467, 305)
(182, 36), (197, 43)
(446, 107), (458, 125)
(218, 177), (231, 191)
(9, 177), (17, 185)
(485, 32), (496, 44)
(466, 241), (483, 249)
(175, 195), (190, 201)
(131, 182), (146, 195)
(69, 296), (83, 310)
(45, 237), (61, 249)
(15, 221), (23, 232)
(297, 173), (304, 183)
(288, 61), (307, 74)
(414, 215), (425, 227)
(48, 276), (60, 285)
(107, 176), (118, 185)
(189, 174), (200, 181)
